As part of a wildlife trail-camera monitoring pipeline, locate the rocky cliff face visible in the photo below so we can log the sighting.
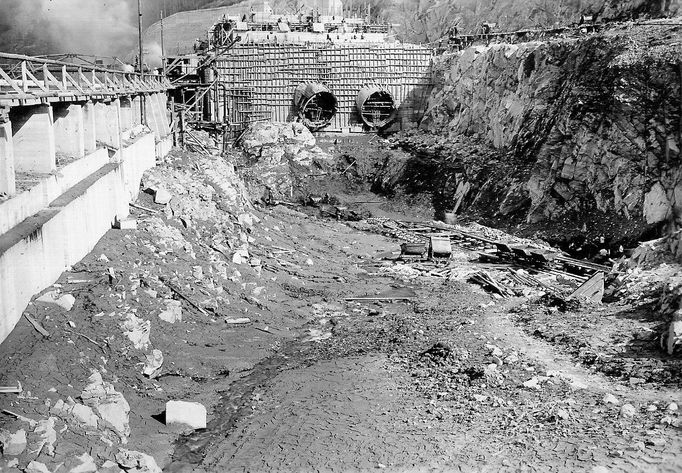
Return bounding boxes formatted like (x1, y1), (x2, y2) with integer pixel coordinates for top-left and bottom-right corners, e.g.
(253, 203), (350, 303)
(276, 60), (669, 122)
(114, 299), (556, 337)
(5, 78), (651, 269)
(410, 23), (682, 253)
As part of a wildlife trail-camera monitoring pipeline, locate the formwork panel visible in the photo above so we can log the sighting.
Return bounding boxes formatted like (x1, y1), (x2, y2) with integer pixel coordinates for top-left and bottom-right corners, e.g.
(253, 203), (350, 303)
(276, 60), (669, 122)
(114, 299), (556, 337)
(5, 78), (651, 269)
(213, 42), (432, 135)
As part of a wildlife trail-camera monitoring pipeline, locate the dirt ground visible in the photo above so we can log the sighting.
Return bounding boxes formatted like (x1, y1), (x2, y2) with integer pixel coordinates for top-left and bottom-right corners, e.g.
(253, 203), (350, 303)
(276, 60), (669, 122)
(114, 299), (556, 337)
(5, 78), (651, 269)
(1, 143), (681, 473)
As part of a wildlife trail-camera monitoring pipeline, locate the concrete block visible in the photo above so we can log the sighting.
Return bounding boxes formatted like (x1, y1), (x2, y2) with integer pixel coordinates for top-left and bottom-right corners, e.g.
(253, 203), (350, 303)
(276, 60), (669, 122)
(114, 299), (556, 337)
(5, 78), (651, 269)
(165, 401), (207, 429)
(114, 216), (137, 230)
(10, 104), (56, 173)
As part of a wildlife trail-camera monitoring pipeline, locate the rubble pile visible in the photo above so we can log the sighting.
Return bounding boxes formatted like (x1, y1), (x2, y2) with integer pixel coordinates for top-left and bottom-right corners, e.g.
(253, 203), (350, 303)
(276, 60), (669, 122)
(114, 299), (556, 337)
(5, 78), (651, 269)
(237, 122), (333, 202)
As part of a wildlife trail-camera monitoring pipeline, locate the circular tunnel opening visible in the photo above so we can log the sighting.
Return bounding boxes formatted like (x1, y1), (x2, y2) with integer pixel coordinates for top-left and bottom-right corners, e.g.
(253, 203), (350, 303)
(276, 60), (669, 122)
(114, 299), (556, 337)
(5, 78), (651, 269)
(356, 87), (396, 129)
(294, 83), (338, 131)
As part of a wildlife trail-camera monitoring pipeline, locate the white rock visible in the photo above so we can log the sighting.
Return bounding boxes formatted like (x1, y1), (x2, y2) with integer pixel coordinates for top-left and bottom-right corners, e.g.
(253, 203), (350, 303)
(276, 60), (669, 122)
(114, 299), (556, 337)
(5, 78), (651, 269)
(0, 428), (27, 456)
(237, 213), (254, 228)
(620, 403), (636, 418)
(192, 265), (203, 279)
(667, 402), (678, 412)
(69, 453), (98, 473)
(306, 258), (314, 266)
(98, 254), (110, 262)
(121, 313), (151, 349)
(36, 291), (76, 311)
(165, 401), (207, 429)
(70, 403), (99, 428)
(25, 461), (52, 473)
(81, 371), (130, 438)
(143, 350), (164, 378)
(603, 393), (620, 405)
(523, 377), (540, 389)
(99, 460), (120, 473)
(115, 449), (162, 473)
(556, 408), (569, 420)
(154, 188), (172, 205)
(33, 417), (57, 456)
(232, 248), (249, 265)
(158, 300), (182, 324)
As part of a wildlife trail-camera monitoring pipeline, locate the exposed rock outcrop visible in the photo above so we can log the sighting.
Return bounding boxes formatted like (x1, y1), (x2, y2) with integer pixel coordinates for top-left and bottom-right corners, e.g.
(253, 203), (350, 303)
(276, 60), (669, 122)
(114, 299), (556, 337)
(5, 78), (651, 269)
(395, 24), (682, 252)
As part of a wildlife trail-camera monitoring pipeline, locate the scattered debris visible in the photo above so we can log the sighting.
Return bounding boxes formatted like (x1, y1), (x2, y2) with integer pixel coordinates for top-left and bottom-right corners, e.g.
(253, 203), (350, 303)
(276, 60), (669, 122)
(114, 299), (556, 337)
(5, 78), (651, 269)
(568, 271), (604, 303)
(225, 317), (251, 325)
(469, 271), (515, 297)
(24, 313), (50, 337)
(0, 383), (22, 394)
(161, 278), (209, 317)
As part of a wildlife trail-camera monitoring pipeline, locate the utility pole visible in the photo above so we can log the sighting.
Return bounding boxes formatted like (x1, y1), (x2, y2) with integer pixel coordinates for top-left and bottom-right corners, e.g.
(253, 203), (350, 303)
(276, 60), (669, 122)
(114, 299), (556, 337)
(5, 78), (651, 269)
(160, 0), (166, 75)
(137, 0), (144, 73)
(137, 0), (146, 125)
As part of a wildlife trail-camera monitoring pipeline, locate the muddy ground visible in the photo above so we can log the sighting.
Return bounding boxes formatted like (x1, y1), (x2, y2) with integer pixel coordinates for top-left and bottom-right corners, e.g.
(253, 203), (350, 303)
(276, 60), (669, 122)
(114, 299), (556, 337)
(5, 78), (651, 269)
(1, 140), (681, 473)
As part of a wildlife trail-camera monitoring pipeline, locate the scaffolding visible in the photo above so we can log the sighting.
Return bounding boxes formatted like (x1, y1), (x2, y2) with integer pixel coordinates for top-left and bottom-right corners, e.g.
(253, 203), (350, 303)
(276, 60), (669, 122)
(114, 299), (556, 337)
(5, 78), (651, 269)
(209, 42), (432, 136)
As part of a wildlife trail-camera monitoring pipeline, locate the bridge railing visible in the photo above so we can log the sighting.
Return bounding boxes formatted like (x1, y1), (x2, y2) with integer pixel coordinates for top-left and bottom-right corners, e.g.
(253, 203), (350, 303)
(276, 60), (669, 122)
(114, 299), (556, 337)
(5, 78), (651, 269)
(0, 52), (171, 103)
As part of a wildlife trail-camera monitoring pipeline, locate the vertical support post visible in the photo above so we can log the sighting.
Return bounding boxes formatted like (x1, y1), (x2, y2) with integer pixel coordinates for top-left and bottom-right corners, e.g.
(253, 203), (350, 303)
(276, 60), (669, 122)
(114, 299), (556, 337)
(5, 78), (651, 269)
(0, 110), (15, 196)
(82, 101), (97, 154)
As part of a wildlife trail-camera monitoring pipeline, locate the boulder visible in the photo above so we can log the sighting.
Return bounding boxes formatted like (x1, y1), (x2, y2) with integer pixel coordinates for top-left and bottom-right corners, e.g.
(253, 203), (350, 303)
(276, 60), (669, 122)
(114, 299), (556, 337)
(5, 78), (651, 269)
(115, 449), (162, 473)
(644, 182), (671, 224)
(158, 300), (182, 324)
(0, 429), (26, 456)
(81, 371), (130, 439)
(142, 349), (164, 378)
(68, 453), (98, 473)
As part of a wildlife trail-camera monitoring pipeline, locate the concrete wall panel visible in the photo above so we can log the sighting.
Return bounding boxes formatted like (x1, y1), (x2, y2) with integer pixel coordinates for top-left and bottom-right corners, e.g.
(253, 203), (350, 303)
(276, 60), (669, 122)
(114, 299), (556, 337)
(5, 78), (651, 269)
(10, 104), (56, 173)
(53, 103), (85, 158)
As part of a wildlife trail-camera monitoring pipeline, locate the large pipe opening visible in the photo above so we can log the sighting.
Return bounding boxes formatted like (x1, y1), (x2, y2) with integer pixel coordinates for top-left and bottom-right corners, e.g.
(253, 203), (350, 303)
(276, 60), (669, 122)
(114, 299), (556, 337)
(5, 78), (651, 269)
(356, 86), (396, 129)
(294, 83), (337, 131)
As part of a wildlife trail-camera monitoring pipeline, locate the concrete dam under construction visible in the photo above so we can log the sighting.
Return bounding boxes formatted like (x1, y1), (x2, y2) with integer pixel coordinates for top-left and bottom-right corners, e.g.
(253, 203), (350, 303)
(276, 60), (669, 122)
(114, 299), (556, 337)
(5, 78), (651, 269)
(1, 0), (682, 472)
(165, 3), (433, 136)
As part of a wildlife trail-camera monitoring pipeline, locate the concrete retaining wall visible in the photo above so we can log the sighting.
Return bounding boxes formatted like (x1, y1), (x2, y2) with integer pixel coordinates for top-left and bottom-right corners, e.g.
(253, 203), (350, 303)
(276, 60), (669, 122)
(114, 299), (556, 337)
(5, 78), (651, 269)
(0, 132), (158, 343)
